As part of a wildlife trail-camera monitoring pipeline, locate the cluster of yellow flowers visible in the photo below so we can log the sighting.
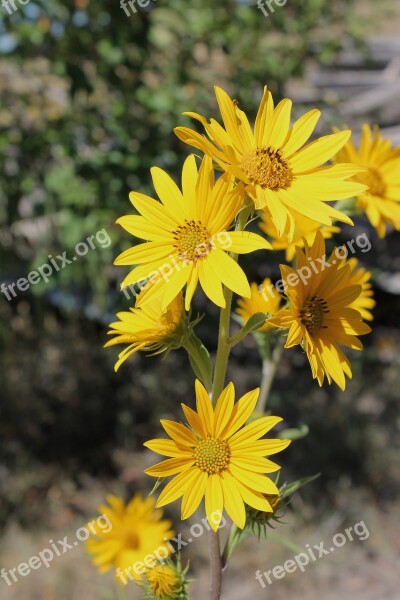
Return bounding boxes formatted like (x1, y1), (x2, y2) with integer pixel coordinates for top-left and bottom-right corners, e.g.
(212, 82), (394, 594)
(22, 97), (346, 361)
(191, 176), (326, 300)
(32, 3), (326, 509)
(106, 85), (392, 388)
(86, 85), (400, 598)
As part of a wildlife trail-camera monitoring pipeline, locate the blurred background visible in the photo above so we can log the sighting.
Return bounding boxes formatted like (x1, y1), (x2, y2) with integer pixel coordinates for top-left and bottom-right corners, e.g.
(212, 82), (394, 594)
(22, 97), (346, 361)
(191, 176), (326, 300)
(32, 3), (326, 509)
(1, 1), (400, 598)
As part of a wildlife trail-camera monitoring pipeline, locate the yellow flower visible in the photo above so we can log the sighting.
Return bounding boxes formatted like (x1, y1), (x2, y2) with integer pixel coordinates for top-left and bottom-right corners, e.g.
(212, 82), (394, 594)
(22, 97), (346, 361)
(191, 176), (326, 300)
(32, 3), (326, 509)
(334, 124), (400, 237)
(115, 155), (271, 311)
(144, 380), (290, 532)
(175, 86), (366, 238)
(146, 564), (181, 599)
(259, 209), (340, 261)
(86, 494), (174, 584)
(347, 258), (375, 321)
(235, 277), (282, 332)
(105, 292), (184, 371)
(268, 232), (371, 390)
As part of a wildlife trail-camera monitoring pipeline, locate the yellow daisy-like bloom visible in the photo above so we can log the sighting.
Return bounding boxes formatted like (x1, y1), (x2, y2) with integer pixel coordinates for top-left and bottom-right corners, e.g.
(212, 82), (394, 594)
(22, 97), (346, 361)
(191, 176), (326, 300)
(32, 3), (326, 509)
(334, 124), (400, 237)
(144, 380), (290, 532)
(259, 208), (340, 261)
(175, 86), (366, 238)
(86, 494), (174, 583)
(146, 564), (181, 599)
(347, 258), (375, 321)
(115, 155), (270, 311)
(268, 232), (371, 390)
(235, 277), (282, 332)
(105, 292), (184, 371)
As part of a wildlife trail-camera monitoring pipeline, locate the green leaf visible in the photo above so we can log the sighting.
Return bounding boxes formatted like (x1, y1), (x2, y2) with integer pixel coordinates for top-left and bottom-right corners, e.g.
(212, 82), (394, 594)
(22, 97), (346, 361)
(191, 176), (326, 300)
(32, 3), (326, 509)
(277, 424), (309, 440)
(94, 586), (125, 600)
(184, 333), (213, 392)
(260, 531), (303, 553)
(148, 477), (164, 496)
(279, 474), (320, 500)
(228, 312), (268, 347)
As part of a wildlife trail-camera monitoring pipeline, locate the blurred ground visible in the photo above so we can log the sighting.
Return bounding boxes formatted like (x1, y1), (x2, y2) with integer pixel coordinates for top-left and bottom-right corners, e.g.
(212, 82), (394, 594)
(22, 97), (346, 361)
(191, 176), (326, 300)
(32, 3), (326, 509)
(1, 477), (400, 599)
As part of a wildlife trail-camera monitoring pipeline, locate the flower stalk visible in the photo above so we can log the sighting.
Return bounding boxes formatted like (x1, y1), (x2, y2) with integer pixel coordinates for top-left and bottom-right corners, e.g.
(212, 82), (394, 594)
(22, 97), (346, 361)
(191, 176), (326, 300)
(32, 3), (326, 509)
(208, 198), (252, 600)
(256, 335), (285, 413)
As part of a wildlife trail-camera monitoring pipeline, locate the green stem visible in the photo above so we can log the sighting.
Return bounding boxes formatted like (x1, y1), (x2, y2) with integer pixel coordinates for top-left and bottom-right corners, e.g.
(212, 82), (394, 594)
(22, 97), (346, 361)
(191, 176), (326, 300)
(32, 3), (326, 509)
(208, 199), (252, 600)
(256, 336), (284, 413)
(211, 201), (252, 403)
(211, 286), (234, 401)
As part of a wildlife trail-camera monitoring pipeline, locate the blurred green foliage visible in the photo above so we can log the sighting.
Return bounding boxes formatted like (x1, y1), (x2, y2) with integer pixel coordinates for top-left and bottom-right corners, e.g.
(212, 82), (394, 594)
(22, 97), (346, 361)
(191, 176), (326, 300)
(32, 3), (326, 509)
(0, 0), (356, 314)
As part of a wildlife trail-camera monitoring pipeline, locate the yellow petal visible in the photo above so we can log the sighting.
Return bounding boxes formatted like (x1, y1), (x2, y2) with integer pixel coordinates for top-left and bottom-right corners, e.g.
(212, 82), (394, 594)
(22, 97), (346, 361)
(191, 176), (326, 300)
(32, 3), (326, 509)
(229, 416), (283, 446)
(151, 166), (186, 221)
(229, 465), (279, 494)
(234, 480), (274, 513)
(160, 419), (198, 446)
(213, 382), (235, 437)
(206, 250), (250, 298)
(230, 455), (281, 473)
(129, 191), (178, 229)
(220, 471), (246, 529)
(282, 108), (320, 157)
(145, 457), (195, 477)
(156, 469), (195, 507)
(289, 130), (351, 173)
(219, 230), (272, 253)
(114, 242), (172, 266)
(144, 439), (192, 458)
(198, 259), (226, 308)
(181, 403), (207, 438)
(263, 98), (292, 149)
(181, 470), (208, 519)
(195, 379), (214, 436)
(219, 389), (260, 439)
(205, 475), (224, 532)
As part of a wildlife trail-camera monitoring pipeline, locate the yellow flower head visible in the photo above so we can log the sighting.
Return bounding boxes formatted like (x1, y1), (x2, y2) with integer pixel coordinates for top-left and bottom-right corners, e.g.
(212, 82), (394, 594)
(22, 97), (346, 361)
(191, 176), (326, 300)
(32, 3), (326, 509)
(334, 124), (400, 237)
(259, 208), (341, 261)
(235, 277), (282, 332)
(86, 494), (174, 584)
(144, 380), (290, 532)
(175, 86), (366, 238)
(146, 564), (181, 599)
(268, 231), (371, 390)
(105, 292), (184, 371)
(347, 258), (375, 321)
(115, 155), (270, 311)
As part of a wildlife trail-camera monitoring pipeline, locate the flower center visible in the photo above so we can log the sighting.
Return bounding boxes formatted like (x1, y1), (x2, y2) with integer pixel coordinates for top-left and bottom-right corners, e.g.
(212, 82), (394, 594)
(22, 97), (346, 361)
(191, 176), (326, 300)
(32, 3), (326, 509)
(355, 167), (386, 197)
(195, 437), (230, 475)
(124, 531), (139, 550)
(299, 296), (329, 335)
(241, 146), (293, 190)
(173, 219), (211, 262)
